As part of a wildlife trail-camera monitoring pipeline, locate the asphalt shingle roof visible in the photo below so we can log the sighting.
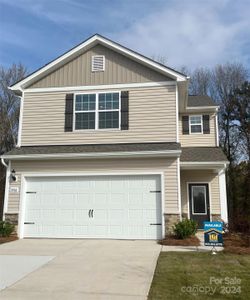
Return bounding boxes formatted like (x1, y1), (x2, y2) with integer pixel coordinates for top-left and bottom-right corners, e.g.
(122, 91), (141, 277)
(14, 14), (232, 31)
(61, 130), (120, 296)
(188, 95), (217, 107)
(181, 147), (227, 162)
(3, 142), (180, 156)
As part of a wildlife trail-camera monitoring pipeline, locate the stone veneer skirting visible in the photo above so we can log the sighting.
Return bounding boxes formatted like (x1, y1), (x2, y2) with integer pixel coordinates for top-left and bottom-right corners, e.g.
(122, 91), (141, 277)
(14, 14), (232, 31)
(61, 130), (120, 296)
(164, 213), (180, 235)
(4, 213), (19, 225)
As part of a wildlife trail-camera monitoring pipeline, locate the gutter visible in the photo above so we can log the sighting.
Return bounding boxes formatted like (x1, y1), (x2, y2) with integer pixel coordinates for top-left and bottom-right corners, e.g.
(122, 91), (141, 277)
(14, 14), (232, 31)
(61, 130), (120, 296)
(1, 157), (9, 168)
(1, 149), (182, 160)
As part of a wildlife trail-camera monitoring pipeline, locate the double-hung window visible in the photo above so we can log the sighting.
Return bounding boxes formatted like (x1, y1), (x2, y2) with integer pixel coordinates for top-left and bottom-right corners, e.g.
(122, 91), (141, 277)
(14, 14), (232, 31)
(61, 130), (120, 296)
(189, 115), (203, 134)
(74, 92), (120, 130)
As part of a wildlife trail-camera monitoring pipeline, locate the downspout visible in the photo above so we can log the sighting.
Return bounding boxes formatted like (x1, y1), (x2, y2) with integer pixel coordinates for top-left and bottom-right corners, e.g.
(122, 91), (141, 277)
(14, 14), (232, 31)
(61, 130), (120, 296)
(1, 157), (10, 220)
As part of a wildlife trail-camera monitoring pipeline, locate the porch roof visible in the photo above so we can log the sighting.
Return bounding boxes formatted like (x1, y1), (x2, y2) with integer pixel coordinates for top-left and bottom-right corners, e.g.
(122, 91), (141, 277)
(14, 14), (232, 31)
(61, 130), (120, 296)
(180, 147), (228, 163)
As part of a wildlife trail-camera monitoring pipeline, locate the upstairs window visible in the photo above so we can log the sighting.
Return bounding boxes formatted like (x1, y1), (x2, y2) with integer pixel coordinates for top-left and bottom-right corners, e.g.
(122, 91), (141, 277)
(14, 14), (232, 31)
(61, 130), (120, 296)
(189, 115), (203, 133)
(91, 55), (105, 72)
(74, 92), (120, 130)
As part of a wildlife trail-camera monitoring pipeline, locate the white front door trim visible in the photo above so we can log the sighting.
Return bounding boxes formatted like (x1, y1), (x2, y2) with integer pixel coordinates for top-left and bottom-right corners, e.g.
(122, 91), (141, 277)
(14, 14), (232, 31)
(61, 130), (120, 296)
(18, 171), (165, 239)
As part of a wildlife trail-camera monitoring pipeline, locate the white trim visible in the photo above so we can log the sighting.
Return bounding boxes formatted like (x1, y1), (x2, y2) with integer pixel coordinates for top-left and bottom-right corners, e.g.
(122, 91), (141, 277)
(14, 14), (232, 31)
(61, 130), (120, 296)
(218, 168), (228, 223)
(161, 172), (165, 238)
(215, 112), (219, 147)
(17, 90), (24, 147)
(73, 91), (121, 131)
(19, 171), (165, 239)
(189, 115), (203, 134)
(18, 174), (26, 238)
(186, 106), (219, 110)
(10, 34), (187, 91)
(3, 161), (11, 218)
(180, 161), (229, 170)
(22, 81), (176, 94)
(1, 150), (181, 160)
(177, 158), (182, 220)
(175, 85), (179, 142)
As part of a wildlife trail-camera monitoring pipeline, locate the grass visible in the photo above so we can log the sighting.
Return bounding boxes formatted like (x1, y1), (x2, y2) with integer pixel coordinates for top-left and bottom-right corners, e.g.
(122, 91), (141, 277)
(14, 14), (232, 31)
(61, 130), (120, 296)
(148, 252), (250, 300)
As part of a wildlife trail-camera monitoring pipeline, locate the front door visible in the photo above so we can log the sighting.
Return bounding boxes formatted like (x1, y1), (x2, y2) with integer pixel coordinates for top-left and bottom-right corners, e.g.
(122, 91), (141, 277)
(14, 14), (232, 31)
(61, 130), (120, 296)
(189, 183), (210, 228)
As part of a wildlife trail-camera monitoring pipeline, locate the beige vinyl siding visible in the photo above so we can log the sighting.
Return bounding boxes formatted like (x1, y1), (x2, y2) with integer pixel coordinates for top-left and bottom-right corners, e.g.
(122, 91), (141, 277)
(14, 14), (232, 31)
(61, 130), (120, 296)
(28, 44), (171, 88)
(8, 157), (179, 214)
(21, 85), (177, 146)
(180, 170), (221, 215)
(179, 113), (217, 147)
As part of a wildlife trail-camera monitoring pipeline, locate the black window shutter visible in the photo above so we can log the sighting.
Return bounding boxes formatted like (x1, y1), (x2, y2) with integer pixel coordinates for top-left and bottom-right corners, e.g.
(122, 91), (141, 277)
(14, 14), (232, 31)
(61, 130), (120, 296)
(65, 93), (74, 132)
(203, 115), (210, 134)
(121, 91), (129, 130)
(182, 116), (189, 134)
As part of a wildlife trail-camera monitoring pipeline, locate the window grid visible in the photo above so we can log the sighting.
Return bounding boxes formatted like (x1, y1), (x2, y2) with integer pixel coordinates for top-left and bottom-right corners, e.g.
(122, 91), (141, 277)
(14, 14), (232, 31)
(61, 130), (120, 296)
(189, 115), (203, 134)
(74, 92), (121, 131)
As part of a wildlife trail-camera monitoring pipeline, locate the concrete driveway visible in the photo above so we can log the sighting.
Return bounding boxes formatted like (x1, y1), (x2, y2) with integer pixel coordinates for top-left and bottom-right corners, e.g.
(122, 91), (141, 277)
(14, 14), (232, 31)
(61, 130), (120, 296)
(0, 239), (161, 299)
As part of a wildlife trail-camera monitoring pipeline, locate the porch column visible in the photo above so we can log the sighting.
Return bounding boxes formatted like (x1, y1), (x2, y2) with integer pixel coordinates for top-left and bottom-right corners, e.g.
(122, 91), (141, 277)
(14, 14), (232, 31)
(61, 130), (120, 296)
(218, 168), (228, 223)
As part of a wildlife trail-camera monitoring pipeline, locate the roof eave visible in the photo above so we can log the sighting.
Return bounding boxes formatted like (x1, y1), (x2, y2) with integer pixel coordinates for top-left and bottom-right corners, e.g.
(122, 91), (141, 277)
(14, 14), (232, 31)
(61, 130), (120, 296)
(1, 149), (181, 160)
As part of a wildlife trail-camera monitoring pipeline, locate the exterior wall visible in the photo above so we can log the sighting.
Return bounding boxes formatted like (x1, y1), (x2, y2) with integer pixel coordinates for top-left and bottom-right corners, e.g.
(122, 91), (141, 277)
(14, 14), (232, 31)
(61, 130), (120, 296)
(21, 85), (177, 146)
(180, 170), (221, 217)
(28, 44), (171, 88)
(6, 157), (179, 222)
(179, 113), (217, 147)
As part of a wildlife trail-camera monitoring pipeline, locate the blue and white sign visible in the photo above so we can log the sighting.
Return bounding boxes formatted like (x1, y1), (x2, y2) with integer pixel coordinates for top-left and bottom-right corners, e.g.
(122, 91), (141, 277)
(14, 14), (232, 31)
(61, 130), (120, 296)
(204, 222), (223, 246)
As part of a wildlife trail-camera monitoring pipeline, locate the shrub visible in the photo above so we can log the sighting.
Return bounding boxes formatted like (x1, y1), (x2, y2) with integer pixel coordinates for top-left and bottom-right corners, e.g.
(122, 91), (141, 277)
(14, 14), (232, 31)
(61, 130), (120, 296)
(0, 221), (15, 237)
(173, 219), (198, 239)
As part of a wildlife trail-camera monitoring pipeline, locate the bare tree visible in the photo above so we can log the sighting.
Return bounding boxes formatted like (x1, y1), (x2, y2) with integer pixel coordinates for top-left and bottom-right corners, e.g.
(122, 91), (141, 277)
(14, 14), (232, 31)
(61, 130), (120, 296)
(0, 63), (27, 153)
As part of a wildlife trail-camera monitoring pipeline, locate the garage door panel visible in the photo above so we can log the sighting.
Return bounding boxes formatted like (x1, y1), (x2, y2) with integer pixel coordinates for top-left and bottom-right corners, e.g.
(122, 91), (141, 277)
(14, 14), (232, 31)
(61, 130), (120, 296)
(24, 175), (162, 239)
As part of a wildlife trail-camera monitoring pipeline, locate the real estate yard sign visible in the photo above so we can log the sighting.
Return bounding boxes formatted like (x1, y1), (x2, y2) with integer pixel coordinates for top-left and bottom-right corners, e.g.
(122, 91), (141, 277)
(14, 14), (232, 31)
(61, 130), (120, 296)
(204, 222), (223, 246)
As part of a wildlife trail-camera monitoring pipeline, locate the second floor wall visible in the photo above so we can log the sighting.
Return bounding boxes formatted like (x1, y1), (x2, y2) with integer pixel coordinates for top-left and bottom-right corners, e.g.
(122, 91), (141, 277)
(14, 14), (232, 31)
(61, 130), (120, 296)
(21, 85), (177, 146)
(179, 112), (218, 147)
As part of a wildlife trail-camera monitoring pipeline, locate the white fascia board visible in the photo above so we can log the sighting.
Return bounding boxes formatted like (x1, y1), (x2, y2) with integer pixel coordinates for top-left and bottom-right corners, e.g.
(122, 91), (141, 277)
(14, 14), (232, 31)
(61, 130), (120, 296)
(185, 106), (219, 112)
(180, 161), (229, 170)
(1, 150), (181, 160)
(10, 35), (187, 91)
(24, 81), (176, 93)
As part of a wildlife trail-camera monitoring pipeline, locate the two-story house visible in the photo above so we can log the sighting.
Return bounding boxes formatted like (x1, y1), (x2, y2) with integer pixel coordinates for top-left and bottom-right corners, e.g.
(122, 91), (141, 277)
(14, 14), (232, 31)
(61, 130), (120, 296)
(1, 34), (228, 240)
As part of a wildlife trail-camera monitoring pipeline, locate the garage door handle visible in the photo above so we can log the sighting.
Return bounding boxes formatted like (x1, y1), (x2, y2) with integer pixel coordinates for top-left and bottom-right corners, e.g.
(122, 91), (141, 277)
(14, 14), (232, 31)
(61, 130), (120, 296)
(24, 222), (35, 224)
(91, 209), (94, 218)
(150, 223), (162, 225)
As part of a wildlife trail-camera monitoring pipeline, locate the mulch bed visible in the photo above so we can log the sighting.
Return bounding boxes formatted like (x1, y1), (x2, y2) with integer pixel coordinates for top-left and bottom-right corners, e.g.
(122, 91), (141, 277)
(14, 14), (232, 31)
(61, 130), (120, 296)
(0, 236), (18, 245)
(223, 233), (250, 254)
(159, 235), (200, 246)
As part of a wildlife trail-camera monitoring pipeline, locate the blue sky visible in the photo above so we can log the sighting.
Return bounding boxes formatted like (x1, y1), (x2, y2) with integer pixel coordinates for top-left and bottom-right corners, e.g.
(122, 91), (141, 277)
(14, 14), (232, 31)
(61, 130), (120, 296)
(0, 0), (250, 74)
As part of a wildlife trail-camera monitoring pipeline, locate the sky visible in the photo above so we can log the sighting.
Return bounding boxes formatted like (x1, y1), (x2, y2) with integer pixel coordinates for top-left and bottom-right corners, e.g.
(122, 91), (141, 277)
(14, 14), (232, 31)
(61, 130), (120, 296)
(0, 0), (250, 75)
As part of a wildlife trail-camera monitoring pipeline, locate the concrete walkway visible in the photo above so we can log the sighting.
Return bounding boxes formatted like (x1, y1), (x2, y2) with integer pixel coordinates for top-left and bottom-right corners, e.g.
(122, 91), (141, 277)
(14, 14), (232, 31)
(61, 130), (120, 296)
(0, 239), (161, 300)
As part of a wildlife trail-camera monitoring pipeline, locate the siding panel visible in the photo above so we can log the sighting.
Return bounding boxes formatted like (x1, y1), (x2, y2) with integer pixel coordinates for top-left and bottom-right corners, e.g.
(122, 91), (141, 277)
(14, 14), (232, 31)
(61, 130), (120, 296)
(21, 86), (177, 146)
(28, 44), (172, 88)
(180, 170), (221, 215)
(8, 158), (179, 214)
(179, 113), (217, 147)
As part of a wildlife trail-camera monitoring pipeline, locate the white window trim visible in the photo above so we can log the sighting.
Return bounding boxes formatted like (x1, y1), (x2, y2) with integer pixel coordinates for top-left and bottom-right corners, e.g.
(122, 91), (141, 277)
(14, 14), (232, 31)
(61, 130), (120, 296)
(189, 115), (203, 134)
(191, 185), (207, 215)
(91, 55), (105, 72)
(73, 91), (121, 131)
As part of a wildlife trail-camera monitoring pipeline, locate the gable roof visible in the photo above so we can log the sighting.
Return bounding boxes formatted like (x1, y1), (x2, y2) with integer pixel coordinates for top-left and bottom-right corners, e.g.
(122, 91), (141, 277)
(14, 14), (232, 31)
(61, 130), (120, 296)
(10, 34), (188, 92)
(188, 95), (217, 107)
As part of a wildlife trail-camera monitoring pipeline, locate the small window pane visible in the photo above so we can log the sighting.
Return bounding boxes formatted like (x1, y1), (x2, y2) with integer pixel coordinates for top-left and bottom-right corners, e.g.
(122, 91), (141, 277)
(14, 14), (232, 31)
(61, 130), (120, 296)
(192, 186), (206, 214)
(75, 112), (95, 129)
(99, 93), (119, 110)
(191, 125), (202, 133)
(75, 94), (96, 111)
(99, 111), (119, 129)
(190, 116), (202, 124)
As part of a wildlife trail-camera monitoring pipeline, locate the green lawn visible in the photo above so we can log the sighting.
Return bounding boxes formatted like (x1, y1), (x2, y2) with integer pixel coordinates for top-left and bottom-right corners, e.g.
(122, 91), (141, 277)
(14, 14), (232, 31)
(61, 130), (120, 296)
(148, 252), (250, 300)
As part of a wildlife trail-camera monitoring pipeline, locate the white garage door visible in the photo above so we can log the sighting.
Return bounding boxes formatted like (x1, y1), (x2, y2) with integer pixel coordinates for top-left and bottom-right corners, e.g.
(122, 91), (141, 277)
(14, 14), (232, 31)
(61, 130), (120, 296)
(23, 175), (162, 239)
